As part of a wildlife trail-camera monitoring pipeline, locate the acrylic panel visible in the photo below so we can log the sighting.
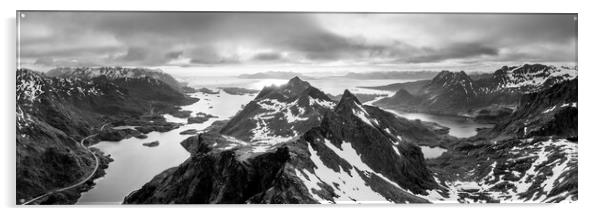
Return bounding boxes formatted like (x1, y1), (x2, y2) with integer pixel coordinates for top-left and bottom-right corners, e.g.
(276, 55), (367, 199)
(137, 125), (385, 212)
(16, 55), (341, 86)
(16, 11), (578, 205)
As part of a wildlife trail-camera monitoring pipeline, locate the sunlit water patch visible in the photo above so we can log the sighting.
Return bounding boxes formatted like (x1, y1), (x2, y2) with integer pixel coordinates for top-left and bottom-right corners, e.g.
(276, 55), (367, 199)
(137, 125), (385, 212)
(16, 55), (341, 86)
(420, 146), (447, 159)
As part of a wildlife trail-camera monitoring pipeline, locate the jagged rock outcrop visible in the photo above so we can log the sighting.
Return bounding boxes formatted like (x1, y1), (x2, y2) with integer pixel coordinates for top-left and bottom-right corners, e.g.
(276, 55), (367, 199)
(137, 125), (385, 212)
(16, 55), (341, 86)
(293, 90), (441, 197)
(219, 77), (336, 143)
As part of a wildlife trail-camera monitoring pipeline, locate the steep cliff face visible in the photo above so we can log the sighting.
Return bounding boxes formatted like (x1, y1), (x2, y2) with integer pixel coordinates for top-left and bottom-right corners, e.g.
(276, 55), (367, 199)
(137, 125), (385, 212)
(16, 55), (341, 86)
(124, 133), (436, 204)
(293, 91), (440, 198)
(123, 139), (317, 204)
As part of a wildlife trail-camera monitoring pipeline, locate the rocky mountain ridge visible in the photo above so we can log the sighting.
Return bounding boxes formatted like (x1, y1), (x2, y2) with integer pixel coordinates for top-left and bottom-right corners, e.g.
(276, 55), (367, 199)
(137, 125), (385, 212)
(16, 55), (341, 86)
(46, 66), (184, 92)
(374, 64), (577, 118)
(219, 77), (336, 143)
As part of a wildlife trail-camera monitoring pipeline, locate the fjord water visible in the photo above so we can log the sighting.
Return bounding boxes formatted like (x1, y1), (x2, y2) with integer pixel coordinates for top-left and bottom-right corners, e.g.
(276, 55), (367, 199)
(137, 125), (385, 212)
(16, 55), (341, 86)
(77, 91), (255, 204)
(385, 109), (493, 138)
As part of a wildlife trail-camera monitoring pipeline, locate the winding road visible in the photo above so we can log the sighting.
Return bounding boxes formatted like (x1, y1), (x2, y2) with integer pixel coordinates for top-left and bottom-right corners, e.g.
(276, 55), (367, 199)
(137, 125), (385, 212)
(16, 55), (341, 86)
(21, 123), (110, 205)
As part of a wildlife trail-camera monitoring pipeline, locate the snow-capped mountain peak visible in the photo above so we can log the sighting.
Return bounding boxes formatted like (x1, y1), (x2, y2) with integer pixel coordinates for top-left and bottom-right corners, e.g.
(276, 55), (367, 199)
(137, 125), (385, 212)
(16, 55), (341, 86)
(46, 66), (182, 91)
(492, 64), (577, 91)
(16, 69), (46, 105)
(220, 77), (336, 144)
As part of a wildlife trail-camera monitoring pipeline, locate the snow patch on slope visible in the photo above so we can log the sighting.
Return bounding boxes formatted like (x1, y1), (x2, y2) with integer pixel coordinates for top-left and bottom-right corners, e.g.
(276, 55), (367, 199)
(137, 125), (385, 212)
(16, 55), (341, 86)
(425, 138), (578, 203)
(295, 140), (392, 204)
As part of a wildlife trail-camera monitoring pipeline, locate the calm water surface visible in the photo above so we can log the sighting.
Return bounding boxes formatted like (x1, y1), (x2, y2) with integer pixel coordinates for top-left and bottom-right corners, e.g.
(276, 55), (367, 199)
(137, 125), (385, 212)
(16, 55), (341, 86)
(77, 91), (255, 204)
(385, 109), (493, 138)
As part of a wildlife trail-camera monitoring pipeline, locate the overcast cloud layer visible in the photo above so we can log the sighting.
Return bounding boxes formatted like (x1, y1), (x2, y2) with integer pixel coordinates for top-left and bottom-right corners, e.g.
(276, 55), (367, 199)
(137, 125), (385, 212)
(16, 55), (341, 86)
(18, 12), (577, 73)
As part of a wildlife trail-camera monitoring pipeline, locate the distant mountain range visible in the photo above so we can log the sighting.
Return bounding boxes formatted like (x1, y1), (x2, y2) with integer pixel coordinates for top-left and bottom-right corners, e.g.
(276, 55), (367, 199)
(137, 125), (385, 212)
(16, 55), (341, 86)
(46, 67), (185, 92)
(238, 71), (444, 80)
(340, 71), (439, 80)
(238, 71), (316, 80)
(374, 64), (578, 119)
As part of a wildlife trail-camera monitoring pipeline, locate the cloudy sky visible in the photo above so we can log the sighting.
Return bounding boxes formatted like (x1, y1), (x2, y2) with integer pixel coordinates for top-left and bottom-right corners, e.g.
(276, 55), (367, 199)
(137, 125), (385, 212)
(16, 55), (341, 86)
(18, 12), (577, 75)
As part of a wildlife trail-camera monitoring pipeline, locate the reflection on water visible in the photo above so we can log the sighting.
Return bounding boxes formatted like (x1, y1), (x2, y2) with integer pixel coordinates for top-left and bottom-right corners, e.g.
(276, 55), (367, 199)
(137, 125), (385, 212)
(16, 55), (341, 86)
(77, 121), (214, 204)
(385, 109), (493, 138)
(77, 90), (255, 204)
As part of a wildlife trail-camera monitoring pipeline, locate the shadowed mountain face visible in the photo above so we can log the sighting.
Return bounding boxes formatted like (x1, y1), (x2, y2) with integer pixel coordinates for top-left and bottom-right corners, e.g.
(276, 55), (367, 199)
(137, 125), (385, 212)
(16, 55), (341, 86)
(418, 71), (477, 111)
(16, 68), (196, 204)
(124, 78), (452, 204)
(374, 64), (577, 117)
(219, 77), (336, 143)
(481, 79), (577, 140)
(295, 91), (440, 197)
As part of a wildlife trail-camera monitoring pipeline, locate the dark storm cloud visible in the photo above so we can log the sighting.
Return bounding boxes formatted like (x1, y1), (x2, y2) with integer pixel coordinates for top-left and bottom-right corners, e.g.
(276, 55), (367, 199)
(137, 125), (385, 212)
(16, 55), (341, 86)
(281, 32), (404, 61)
(18, 12), (577, 69)
(402, 43), (500, 63)
(185, 46), (241, 65)
(116, 47), (148, 62)
(252, 52), (284, 61)
(189, 57), (240, 65)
